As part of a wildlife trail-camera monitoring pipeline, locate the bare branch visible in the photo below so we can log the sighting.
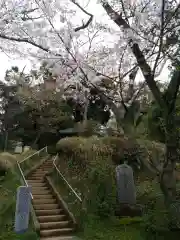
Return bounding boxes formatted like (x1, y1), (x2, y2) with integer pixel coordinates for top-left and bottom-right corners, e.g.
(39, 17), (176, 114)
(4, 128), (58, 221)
(118, 44), (128, 111)
(120, 0), (129, 24)
(163, 3), (180, 30)
(152, 0), (165, 77)
(86, 29), (100, 58)
(0, 33), (63, 58)
(21, 7), (41, 21)
(125, 67), (139, 103)
(118, 43), (128, 80)
(70, 0), (93, 32)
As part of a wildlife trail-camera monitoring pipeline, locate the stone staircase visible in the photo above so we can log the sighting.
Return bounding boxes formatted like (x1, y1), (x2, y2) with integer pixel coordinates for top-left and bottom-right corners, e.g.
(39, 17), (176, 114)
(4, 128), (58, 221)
(27, 158), (75, 240)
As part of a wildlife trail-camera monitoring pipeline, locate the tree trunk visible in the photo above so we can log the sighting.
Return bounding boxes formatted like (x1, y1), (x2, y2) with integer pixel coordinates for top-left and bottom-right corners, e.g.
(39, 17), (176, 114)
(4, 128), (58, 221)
(4, 131), (8, 152)
(32, 132), (41, 148)
(83, 98), (89, 128)
(160, 112), (180, 227)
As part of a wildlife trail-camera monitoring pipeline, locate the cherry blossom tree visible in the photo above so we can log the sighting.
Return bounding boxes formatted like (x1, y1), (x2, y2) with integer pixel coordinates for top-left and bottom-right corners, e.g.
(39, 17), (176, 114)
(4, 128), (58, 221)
(95, 0), (180, 213)
(0, 0), (148, 128)
(0, 0), (180, 216)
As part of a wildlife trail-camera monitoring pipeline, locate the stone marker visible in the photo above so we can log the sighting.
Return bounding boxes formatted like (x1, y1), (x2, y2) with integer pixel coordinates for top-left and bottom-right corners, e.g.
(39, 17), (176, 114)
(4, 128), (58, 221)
(115, 163), (136, 205)
(14, 186), (31, 234)
(14, 142), (23, 154)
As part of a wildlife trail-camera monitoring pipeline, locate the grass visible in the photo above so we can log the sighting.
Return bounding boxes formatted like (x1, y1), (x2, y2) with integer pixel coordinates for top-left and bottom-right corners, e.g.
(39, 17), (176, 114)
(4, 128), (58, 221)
(76, 215), (144, 240)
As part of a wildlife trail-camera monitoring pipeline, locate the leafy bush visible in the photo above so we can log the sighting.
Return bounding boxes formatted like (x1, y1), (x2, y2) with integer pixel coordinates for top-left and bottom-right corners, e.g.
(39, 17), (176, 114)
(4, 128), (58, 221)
(141, 208), (170, 238)
(101, 136), (142, 168)
(0, 152), (17, 174)
(56, 136), (166, 218)
(47, 145), (57, 154)
(74, 120), (102, 137)
(56, 136), (116, 217)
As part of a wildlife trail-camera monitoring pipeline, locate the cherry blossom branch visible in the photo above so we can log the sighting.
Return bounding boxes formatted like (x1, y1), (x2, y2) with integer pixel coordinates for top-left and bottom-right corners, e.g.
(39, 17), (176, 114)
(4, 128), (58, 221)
(0, 33), (77, 73)
(86, 29), (100, 58)
(0, 33), (64, 60)
(70, 0), (93, 32)
(163, 3), (180, 30)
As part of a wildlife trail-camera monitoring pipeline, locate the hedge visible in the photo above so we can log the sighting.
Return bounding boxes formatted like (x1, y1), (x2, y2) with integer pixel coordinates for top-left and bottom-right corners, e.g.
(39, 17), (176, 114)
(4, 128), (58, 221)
(56, 136), (116, 217)
(56, 136), (165, 217)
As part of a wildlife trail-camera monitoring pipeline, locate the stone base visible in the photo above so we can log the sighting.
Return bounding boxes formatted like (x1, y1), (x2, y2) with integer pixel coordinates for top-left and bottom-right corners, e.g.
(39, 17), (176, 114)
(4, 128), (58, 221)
(115, 204), (143, 217)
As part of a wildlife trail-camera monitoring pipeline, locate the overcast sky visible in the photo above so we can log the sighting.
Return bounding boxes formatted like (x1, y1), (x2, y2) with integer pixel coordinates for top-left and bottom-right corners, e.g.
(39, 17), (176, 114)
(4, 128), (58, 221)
(0, 0), (170, 82)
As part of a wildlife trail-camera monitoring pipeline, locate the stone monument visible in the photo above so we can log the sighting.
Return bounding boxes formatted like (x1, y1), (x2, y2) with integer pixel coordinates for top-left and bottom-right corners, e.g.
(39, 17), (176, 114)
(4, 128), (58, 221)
(116, 162), (136, 205)
(115, 162), (142, 217)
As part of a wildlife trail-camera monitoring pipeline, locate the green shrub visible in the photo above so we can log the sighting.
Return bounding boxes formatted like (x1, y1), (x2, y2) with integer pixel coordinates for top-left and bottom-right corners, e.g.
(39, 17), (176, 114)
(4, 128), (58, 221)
(141, 208), (170, 238)
(0, 152), (17, 174)
(101, 136), (142, 168)
(20, 149), (37, 157)
(56, 137), (116, 217)
(56, 136), (166, 218)
(47, 145), (57, 155)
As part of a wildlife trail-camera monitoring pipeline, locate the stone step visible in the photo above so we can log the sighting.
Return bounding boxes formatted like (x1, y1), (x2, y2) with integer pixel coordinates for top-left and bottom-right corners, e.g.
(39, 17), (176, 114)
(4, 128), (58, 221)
(28, 174), (45, 178)
(34, 203), (59, 210)
(40, 221), (70, 230)
(32, 172), (48, 176)
(33, 194), (54, 200)
(40, 228), (74, 238)
(36, 209), (64, 216)
(33, 198), (56, 204)
(38, 165), (52, 167)
(39, 163), (52, 166)
(38, 215), (67, 223)
(32, 170), (49, 174)
(32, 186), (48, 190)
(32, 190), (51, 195)
(35, 169), (51, 172)
(41, 237), (75, 240)
(31, 175), (46, 178)
(28, 177), (44, 180)
(37, 165), (52, 168)
(36, 169), (51, 172)
(27, 179), (44, 182)
(27, 182), (46, 187)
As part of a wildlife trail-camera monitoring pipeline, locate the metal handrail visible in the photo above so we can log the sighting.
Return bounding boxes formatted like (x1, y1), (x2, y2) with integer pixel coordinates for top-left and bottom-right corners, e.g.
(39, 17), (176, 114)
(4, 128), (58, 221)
(17, 146), (48, 200)
(20, 146), (48, 163)
(53, 154), (82, 202)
